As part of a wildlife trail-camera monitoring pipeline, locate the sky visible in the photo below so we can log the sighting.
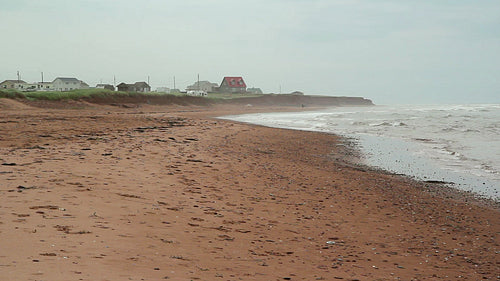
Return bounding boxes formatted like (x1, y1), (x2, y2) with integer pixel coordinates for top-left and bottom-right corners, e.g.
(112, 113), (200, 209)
(1, 0), (499, 104)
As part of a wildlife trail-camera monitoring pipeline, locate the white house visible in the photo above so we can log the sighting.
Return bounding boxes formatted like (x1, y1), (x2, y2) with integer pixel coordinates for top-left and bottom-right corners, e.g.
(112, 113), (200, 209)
(52, 77), (85, 91)
(0, 80), (26, 90)
(186, 80), (218, 93)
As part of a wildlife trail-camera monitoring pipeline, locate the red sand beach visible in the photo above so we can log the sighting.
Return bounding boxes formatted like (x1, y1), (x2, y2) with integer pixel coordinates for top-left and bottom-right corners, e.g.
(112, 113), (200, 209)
(0, 100), (498, 280)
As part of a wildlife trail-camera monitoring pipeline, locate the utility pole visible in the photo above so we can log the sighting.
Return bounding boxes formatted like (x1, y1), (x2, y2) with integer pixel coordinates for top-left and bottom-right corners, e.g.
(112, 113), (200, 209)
(148, 76), (150, 86)
(113, 75), (116, 87)
(173, 76), (176, 90)
(41, 72), (44, 83)
(17, 71), (20, 83)
(197, 74), (200, 90)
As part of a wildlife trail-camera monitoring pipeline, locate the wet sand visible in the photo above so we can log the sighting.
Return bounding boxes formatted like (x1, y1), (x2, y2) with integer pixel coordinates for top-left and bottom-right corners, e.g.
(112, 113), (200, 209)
(0, 101), (498, 280)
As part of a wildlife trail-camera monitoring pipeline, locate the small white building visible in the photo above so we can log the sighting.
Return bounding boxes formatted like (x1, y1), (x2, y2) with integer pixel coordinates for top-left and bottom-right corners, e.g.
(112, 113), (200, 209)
(36, 82), (54, 91)
(186, 90), (207, 97)
(96, 84), (115, 91)
(16, 82), (38, 91)
(156, 87), (171, 93)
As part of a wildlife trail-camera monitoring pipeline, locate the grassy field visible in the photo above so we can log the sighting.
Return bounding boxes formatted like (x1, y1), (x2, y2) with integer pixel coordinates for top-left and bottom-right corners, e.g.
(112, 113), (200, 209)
(0, 89), (263, 101)
(0, 89), (179, 101)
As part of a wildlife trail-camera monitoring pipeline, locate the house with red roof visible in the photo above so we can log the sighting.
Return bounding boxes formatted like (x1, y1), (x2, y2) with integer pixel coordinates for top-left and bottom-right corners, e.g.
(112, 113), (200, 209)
(218, 76), (247, 93)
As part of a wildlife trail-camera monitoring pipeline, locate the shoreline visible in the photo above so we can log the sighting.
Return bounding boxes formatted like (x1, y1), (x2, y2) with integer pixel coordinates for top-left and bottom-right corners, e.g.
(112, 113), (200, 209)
(0, 102), (498, 280)
(218, 106), (500, 204)
(220, 119), (499, 211)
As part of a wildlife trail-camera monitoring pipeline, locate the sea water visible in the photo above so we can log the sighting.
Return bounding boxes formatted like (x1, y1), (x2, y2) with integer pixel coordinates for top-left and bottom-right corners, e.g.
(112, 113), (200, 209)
(221, 104), (500, 200)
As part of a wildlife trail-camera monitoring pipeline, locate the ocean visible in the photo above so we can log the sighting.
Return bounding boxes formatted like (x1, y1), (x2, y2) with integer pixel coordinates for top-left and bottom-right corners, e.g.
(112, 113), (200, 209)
(220, 104), (500, 200)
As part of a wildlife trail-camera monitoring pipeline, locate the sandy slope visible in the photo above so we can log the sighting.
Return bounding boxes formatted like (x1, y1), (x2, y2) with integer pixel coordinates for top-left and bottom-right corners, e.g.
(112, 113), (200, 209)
(0, 99), (33, 110)
(0, 104), (498, 280)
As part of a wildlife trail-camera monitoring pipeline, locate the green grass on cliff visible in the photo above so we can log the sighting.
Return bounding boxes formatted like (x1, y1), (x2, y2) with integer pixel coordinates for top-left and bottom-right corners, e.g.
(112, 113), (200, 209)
(0, 89), (168, 101)
(0, 89), (264, 101)
(207, 92), (264, 99)
(0, 89), (25, 99)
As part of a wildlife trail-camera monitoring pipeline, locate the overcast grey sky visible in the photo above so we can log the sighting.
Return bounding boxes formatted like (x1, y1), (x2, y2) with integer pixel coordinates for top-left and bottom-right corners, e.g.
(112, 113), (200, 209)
(1, 0), (499, 104)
